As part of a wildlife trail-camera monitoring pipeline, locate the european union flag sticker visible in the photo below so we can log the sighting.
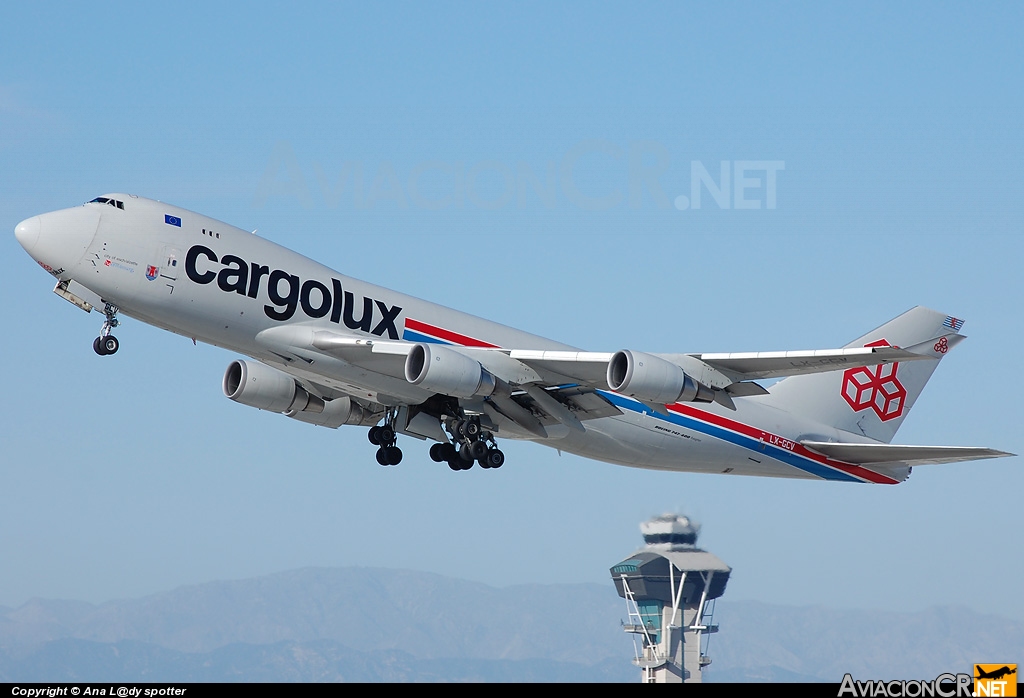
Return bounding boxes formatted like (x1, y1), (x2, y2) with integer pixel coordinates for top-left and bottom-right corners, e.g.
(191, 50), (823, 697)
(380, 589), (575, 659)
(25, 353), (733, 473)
(165, 214), (182, 227)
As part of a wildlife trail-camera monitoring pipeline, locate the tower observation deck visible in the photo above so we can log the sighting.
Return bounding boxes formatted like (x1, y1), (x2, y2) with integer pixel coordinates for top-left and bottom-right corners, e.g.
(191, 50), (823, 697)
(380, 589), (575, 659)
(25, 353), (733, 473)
(610, 514), (731, 683)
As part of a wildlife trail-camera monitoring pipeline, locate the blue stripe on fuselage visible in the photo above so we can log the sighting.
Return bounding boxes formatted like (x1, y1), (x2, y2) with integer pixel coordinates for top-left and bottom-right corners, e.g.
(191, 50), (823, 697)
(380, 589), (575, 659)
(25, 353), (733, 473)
(600, 391), (860, 482)
(402, 329), (451, 345)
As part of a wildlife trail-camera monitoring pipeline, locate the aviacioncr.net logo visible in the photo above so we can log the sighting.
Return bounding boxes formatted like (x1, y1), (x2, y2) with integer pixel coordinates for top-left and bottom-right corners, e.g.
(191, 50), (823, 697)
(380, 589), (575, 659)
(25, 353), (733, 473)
(839, 673), (972, 697)
(974, 664), (1017, 697)
(841, 339), (907, 422)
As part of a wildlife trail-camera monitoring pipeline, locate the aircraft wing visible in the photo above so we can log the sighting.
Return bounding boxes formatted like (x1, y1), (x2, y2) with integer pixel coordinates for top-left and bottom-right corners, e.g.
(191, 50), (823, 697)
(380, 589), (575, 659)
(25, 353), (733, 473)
(261, 324), (945, 388)
(506, 350), (614, 385)
(255, 325), (960, 447)
(690, 340), (944, 380)
(800, 441), (1015, 466)
(255, 325), (952, 433)
(511, 339), (946, 387)
(254, 327), (622, 436)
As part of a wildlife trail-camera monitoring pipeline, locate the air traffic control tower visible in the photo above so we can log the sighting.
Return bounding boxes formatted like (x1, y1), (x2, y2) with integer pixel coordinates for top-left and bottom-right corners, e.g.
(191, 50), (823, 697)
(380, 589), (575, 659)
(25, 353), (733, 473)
(610, 514), (731, 683)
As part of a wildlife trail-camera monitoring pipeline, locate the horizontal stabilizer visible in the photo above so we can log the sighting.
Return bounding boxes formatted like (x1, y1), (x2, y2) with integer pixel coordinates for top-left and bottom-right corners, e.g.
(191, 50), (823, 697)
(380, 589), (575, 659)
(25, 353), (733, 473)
(801, 441), (1014, 467)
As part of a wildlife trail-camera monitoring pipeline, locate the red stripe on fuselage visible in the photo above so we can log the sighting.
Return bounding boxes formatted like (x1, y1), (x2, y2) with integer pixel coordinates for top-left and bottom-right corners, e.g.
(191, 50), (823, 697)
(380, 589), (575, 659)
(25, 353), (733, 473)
(404, 318), (500, 348)
(664, 402), (900, 484)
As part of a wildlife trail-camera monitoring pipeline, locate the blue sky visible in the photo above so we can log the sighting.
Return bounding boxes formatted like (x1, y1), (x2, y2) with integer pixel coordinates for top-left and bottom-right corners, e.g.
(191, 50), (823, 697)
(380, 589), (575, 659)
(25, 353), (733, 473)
(2, 3), (1022, 623)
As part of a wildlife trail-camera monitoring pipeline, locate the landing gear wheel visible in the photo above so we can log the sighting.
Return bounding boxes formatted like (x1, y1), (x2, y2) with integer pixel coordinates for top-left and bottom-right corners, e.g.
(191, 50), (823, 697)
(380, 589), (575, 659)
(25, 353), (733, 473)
(371, 408), (402, 466)
(442, 410), (507, 471)
(95, 303), (121, 356)
(385, 446), (403, 466)
(470, 440), (489, 461)
(94, 335), (118, 355)
(429, 443), (446, 462)
(484, 448), (505, 469)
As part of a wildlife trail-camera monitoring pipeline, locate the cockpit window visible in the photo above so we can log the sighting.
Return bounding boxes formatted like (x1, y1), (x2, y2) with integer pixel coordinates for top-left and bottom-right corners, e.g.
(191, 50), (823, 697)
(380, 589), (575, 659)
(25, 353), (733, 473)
(88, 197), (124, 210)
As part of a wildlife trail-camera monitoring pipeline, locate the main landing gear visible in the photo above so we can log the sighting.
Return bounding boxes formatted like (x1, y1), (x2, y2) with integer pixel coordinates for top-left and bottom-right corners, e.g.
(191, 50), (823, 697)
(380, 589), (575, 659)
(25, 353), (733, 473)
(368, 410), (403, 466)
(430, 415), (505, 472)
(367, 411), (506, 472)
(93, 303), (120, 356)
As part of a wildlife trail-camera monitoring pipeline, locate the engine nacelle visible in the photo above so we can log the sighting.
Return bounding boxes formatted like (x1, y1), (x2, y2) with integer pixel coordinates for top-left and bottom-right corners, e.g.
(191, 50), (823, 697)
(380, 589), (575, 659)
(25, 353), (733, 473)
(404, 343), (496, 398)
(286, 396), (368, 428)
(607, 350), (715, 404)
(222, 359), (315, 413)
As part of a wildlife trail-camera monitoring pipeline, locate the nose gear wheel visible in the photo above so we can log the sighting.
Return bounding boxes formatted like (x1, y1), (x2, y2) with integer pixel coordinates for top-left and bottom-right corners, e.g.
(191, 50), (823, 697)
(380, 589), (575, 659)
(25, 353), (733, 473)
(93, 303), (121, 355)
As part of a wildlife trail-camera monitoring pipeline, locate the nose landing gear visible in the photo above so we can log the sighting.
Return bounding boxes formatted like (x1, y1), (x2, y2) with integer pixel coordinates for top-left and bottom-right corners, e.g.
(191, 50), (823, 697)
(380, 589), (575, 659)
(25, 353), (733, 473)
(93, 303), (121, 356)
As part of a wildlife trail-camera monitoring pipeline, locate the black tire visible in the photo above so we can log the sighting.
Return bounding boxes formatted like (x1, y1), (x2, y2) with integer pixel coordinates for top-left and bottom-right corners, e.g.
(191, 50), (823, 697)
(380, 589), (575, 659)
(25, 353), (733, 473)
(375, 448), (389, 466)
(441, 443), (457, 461)
(386, 446), (403, 466)
(429, 443), (445, 462)
(368, 426), (381, 445)
(465, 421), (481, 438)
(93, 337), (105, 355)
(459, 443), (475, 462)
(378, 425), (395, 446)
(447, 458), (462, 471)
(470, 440), (489, 461)
(454, 420), (467, 438)
(485, 449), (505, 469)
(101, 335), (119, 355)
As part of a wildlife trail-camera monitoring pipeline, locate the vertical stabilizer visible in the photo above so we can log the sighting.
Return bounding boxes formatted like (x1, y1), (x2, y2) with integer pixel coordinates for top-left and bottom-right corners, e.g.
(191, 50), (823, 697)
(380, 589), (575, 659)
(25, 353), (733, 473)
(764, 307), (964, 443)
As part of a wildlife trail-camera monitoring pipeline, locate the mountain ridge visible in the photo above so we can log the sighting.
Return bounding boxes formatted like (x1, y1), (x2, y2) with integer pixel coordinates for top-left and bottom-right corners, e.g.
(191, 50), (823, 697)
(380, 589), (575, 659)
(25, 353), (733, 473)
(2, 566), (1020, 682)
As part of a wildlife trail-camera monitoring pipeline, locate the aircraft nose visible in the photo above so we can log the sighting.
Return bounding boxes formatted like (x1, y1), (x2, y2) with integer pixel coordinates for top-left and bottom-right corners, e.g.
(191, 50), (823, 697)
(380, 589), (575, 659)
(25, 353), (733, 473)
(15, 207), (100, 278)
(14, 216), (41, 255)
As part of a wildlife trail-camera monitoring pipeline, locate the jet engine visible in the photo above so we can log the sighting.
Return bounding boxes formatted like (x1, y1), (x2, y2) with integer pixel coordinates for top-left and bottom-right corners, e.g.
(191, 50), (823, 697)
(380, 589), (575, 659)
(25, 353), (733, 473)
(404, 344), (496, 398)
(606, 350), (715, 404)
(223, 359), (372, 428)
(223, 359), (313, 412)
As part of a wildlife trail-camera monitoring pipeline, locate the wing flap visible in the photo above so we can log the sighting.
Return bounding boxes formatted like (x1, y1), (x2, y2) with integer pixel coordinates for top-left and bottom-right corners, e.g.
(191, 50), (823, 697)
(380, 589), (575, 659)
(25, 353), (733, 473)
(801, 441), (1014, 467)
(498, 385), (622, 433)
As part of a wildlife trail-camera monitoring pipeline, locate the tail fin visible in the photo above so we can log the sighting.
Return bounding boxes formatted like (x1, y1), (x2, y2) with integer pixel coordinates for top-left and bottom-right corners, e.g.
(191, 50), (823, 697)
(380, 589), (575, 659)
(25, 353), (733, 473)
(764, 307), (965, 443)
